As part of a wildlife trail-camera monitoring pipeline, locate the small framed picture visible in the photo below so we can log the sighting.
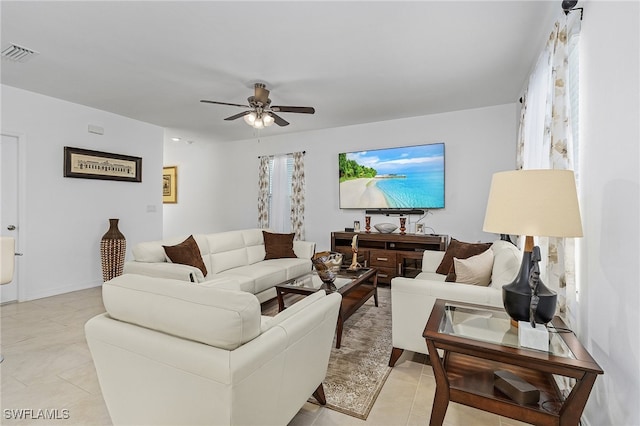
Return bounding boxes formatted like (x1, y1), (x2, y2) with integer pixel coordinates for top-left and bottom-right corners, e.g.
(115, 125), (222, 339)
(354, 220), (361, 232)
(163, 166), (177, 204)
(415, 223), (425, 234)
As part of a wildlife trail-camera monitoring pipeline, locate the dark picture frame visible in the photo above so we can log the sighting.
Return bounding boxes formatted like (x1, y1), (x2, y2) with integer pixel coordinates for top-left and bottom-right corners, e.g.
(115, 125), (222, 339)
(64, 146), (142, 182)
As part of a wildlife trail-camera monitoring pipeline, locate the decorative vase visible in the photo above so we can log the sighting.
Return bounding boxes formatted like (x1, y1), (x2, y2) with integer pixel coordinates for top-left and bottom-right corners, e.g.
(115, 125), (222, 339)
(399, 217), (407, 235)
(502, 248), (557, 324)
(100, 218), (126, 282)
(365, 216), (371, 233)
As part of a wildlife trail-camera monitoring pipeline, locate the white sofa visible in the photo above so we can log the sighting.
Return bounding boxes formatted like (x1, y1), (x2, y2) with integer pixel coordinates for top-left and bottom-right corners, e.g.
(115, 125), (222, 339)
(389, 240), (521, 366)
(86, 274), (341, 426)
(123, 228), (315, 303)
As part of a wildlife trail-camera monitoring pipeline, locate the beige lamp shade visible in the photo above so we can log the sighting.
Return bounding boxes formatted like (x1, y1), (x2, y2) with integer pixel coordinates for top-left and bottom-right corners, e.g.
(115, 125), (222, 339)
(483, 169), (583, 238)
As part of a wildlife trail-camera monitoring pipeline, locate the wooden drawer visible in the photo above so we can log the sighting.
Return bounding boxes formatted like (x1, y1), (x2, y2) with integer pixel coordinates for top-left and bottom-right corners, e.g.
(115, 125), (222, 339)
(375, 267), (396, 284)
(369, 250), (396, 268)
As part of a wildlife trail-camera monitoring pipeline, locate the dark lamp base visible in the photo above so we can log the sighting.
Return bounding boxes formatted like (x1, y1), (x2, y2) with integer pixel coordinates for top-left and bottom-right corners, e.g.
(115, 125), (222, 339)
(502, 250), (557, 324)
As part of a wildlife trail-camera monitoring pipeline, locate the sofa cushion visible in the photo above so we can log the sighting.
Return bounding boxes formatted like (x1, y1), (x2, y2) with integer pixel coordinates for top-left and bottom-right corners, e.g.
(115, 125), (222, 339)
(242, 229), (268, 264)
(220, 263), (287, 294)
(489, 240), (522, 288)
(208, 231), (249, 274)
(451, 248), (494, 286)
(102, 274), (261, 350)
(263, 231), (297, 259)
(163, 235), (208, 277)
(264, 257), (312, 280)
(436, 238), (492, 276)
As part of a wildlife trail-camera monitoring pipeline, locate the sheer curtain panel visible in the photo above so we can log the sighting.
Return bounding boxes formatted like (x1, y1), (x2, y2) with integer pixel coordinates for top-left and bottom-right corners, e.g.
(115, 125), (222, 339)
(516, 18), (580, 326)
(257, 156), (270, 229)
(290, 152), (306, 241)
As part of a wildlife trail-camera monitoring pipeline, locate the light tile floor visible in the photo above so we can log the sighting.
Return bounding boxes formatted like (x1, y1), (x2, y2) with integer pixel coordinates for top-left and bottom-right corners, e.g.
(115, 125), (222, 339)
(0, 287), (527, 426)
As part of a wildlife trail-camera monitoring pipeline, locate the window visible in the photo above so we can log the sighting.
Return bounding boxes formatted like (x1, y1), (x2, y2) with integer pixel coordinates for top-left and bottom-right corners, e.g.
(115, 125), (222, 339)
(267, 155), (294, 233)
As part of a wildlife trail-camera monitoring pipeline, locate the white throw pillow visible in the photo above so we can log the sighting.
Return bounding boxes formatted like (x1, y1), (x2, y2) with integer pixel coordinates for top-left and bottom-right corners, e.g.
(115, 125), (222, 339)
(453, 248), (494, 286)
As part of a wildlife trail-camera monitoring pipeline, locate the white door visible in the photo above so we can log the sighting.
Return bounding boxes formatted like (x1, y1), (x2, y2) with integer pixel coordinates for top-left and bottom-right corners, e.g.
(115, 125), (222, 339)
(1, 134), (19, 303)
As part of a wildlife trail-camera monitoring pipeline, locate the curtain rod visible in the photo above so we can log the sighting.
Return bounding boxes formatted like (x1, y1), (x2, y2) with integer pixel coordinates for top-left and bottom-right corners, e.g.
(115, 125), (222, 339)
(258, 150), (306, 159)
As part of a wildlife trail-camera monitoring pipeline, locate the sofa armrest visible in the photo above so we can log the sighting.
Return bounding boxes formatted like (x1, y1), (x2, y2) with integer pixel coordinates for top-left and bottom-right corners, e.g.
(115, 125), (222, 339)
(123, 261), (205, 283)
(422, 250), (446, 273)
(293, 240), (316, 259)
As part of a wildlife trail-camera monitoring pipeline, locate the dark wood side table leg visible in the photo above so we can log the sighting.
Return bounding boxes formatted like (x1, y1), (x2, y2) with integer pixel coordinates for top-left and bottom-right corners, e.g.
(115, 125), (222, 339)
(558, 372), (598, 426)
(373, 272), (379, 307)
(312, 383), (327, 405)
(426, 339), (450, 426)
(335, 311), (344, 348)
(389, 347), (404, 367)
(276, 288), (285, 312)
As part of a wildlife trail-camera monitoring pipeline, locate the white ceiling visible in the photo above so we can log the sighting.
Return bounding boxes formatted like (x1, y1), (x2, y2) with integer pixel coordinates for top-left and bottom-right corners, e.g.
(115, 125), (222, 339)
(1, 1), (558, 142)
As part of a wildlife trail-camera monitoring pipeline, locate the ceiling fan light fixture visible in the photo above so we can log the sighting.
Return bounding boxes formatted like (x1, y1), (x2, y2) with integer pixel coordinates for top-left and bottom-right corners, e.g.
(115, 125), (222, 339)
(263, 113), (275, 127)
(253, 117), (264, 129)
(243, 111), (257, 125)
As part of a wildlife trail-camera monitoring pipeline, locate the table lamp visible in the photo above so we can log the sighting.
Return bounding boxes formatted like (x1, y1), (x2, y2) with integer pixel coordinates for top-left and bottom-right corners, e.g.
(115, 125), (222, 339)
(483, 170), (583, 326)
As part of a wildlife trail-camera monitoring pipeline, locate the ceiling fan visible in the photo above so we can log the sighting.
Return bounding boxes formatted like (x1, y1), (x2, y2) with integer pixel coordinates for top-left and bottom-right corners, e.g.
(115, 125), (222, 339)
(200, 83), (315, 128)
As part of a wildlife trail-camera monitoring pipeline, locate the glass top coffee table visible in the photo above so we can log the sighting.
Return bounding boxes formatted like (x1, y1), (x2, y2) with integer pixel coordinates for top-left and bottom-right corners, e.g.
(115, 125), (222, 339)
(275, 267), (377, 348)
(423, 299), (603, 426)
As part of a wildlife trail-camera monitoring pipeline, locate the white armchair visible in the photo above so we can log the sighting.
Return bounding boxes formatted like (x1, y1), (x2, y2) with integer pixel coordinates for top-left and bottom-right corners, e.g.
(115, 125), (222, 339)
(1, 236), (15, 285)
(85, 274), (341, 426)
(389, 240), (521, 365)
(1, 236), (16, 363)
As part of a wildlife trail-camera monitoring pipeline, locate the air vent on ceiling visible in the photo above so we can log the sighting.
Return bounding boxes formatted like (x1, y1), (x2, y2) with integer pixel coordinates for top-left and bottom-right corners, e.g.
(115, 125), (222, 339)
(1, 43), (39, 62)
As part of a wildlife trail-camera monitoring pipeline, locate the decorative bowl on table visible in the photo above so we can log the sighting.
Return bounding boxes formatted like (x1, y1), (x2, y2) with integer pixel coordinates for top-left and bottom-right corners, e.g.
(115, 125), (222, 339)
(374, 223), (398, 233)
(312, 251), (343, 273)
(312, 251), (344, 284)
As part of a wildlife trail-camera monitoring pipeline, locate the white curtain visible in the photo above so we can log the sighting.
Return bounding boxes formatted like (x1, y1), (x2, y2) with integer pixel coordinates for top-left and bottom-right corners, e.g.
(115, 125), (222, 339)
(270, 155), (290, 233)
(516, 18), (580, 326)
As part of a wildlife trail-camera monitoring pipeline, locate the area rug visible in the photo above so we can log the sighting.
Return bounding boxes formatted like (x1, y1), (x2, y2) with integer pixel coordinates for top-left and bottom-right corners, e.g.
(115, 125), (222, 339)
(263, 286), (392, 420)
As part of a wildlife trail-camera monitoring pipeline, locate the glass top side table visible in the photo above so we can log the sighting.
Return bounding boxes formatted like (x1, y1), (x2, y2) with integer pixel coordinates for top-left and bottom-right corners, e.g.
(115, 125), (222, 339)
(439, 302), (575, 358)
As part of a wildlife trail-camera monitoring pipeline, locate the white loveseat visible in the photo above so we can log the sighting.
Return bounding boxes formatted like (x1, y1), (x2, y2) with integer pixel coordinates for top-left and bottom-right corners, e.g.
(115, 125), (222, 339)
(86, 274), (341, 426)
(123, 228), (315, 303)
(389, 240), (521, 365)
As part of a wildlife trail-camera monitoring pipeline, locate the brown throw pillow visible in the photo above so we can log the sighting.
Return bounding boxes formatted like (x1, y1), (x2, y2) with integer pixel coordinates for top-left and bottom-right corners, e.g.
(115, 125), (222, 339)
(263, 231), (297, 260)
(163, 235), (207, 276)
(436, 238), (492, 277)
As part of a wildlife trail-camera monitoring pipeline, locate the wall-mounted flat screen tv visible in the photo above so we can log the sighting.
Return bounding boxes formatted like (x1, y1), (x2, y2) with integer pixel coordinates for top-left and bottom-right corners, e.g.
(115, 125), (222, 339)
(339, 142), (445, 209)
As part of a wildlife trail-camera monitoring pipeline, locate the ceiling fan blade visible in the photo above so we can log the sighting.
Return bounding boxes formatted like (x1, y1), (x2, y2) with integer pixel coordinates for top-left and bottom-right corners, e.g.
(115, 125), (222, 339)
(269, 112), (290, 127)
(271, 106), (315, 114)
(224, 111), (251, 121)
(200, 100), (249, 108)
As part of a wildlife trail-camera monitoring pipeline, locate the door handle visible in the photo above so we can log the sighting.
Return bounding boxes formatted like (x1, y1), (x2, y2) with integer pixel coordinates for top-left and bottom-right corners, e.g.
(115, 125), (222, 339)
(7, 225), (16, 231)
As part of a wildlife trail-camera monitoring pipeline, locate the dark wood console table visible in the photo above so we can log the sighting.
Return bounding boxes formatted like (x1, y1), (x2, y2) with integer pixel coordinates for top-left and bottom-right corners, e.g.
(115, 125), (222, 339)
(423, 299), (603, 426)
(331, 231), (448, 284)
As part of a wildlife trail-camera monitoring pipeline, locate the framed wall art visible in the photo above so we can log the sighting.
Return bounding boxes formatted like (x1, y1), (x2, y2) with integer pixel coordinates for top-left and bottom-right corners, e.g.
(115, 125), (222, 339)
(63, 146), (142, 182)
(163, 166), (177, 204)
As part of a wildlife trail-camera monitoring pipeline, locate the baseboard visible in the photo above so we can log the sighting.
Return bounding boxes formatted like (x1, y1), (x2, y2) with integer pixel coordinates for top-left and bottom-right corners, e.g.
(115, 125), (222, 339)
(24, 279), (102, 302)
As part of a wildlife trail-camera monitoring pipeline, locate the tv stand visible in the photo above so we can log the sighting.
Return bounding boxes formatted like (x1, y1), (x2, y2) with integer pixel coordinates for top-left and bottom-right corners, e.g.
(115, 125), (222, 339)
(331, 231), (448, 284)
(365, 209), (425, 216)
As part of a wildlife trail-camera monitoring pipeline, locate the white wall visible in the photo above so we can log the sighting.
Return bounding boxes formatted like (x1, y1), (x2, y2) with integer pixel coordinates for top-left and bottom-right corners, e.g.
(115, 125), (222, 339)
(1, 85), (164, 300)
(579, 2), (640, 425)
(164, 103), (517, 251)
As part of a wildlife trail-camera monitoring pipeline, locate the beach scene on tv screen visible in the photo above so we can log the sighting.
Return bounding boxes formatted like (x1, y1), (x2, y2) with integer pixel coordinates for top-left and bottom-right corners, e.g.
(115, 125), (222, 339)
(339, 143), (445, 209)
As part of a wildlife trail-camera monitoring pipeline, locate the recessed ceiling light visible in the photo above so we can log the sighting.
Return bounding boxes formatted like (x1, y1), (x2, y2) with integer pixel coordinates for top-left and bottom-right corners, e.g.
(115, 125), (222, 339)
(171, 137), (181, 142)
